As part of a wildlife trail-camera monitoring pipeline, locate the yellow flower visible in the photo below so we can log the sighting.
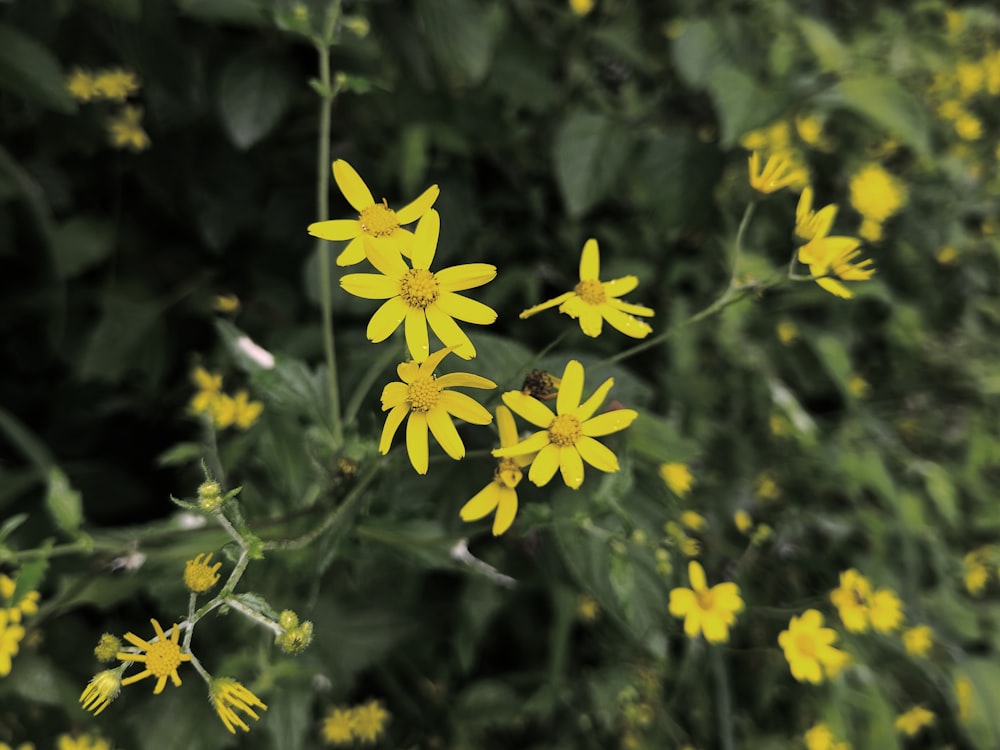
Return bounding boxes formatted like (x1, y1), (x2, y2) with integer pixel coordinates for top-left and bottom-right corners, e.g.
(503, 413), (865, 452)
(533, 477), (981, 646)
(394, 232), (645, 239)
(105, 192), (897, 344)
(830, 570), (872, 632)
(493, 360), (637, 489)
(576, 594), (600, 622)
(747, 150), (808, 194)
(519, 238), (654, 338)
(848, 375), (870, 398)
(94, 68), (141, 101)
(117, 618), (191, 694)
(680, 511), (706, 532)
(212, 294), (240, 313)
(848, 163), (907, 223)
(341, 210), (497, 361)
(0, 743), (34, 750)
(963, 549), (991, 595)
(894, 705), (934, 737)
(56, 735), (111, 750)
(936, 245), (958, 264)
(955, 675), (973, 723)
(190, 367), (223, 413)
(569, 0), (595, 16)
(954, 112), (983, 140)
(668, 561), (743, 643)
(79, 670), (121, 716)
(212, 390), (263, 430)
(94, 633), (121, 662)
(66, 68), (100, 102)
(778, 609), (848, 684)
(794, 187), (838, 242)
(804, 722), (850, 750)
(679, 537), (701, 557)
(209, 677), (267, 733)
(350, 700), (390, 744)
(0, 574), (39, 623)
(322, 706), (354, 744)
(308, 159), (439, 266)
(769, 413), (791, 436)
(733, 510), (753, 534)
(107, 105), (150, 152)
(740, 121), (792, 153)
(858, 218), (883, 242)
(184, 553), (223, 593)
(460, 406), (534, 535)
(380, 347), (495, 474)
(795, 114), (825, 147)
(868, 588), (904, 633)
(797, 235), (874, 299)
(0, 610), (25, 676)
(955, 61), (984, 99)
(755, 471), (781, 501)
(902, 625), (933, 657)
(776, 320), (798, 345)
(659, 462), (694, 497)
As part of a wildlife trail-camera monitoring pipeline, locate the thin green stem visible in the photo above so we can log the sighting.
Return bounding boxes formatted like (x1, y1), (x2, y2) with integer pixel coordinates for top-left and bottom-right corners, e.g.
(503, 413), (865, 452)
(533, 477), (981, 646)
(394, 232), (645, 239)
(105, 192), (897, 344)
(220, 550), (250, 594)
(224, 597), (284, 635)
(183, 592), (198, 650)
(712, 647), (736, 750)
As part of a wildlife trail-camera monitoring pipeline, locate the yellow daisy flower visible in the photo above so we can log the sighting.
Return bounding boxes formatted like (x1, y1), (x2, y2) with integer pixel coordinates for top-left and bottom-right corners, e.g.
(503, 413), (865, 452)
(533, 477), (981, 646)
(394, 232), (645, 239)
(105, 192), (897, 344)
(341, 210), (497, 361)
(797, 235), (874, 299)
(380, 347), (495, 474)
(902, 625), (933, 658)
(0, 573), (39, 623)
(519, 238), (653, 338)
(322, 706), (354, 744)
(350, 700), (390, 744)
(794, 187), (838, 242)
(747, 149), (808, 194)
(79, 670), (121, 716)
(107, 105), (150, 152)
(830, 568), (873, 633)
(894, 705), (934, 737)
(668, 561), (744, 643)
(0, 610), (25, 677)
(659, 462), (694, 497)
(184, 552), (223, 594)
(778, 609), (848, 684)
(307, 159), (439, 266)
(848, 163), (907, 224)
(869, 588), (904, 633)
(209, 677), (267, 733)
(493, 359), (637, 489)
(804, 722), (850, 750)
(117, 618), (191, 694)
(460, 406), (535, 536)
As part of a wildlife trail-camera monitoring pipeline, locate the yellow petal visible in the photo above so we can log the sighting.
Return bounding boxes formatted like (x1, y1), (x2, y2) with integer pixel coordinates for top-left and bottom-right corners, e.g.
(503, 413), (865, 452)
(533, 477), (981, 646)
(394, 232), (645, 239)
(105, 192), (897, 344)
(367, 297), (409, 342)
(574, 303), (604, 337)
(582, 409), (638, 437)
(364, 236), (408, 278)
(425, 304), (476, 359)
(575, 377), (614, 421)
(579, 238), (601, 281)
(417, 345), (454, 377)
(559, 445), (585, 489)
(333, 160), (374, 212)
(405, 309), (430, 362)
(427, 406), (464, 460)
(501, 391), (555, 428)
(436, 263), (498, 292)
(701, 612), (729, 643)
(336, 236), (366, 266)
(684, 611), (704, 639)
(397, 360), (419, 383)
(608, 298), (655, 317)
(576, 436), (619, 472)
(410, 209), (440, 270)
(395, 184), (440, 225)
(434, 292), (497, 324)
(557, 360), (585, 414)
(528, 443), (560, 486)
(602, 275), (638, 298)
(492, 430), (550, 457)
(492, 486), (518, 535)
(460, 482), (501, 521)
(340, 273), (399, 300)
(436, 372), (497, 390)
(406, 411), (429, 474)
(601, 306), (653, 338)
(669, 588), (696, 616)
(688, 561), (707, 592)
(439, 390), (493, 424)
(379, 405), (408, 454)
(519, 291), (573, 319)
(496, 405), (519, 447)
(816, 277), (853, 298)
(380, 381), (409, 410)
(308, 219), (359, 241)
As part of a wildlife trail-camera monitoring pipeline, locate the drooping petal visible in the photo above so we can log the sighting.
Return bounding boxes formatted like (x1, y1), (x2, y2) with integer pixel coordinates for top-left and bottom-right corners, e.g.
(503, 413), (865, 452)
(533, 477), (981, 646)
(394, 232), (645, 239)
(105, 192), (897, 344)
(528, 443), (560, 486)
(308, 219), (360, 241)
(340, 273), (399, 300)
(496, 405), (519, 447)
(425, 304), (476, 359)
(582, 409), (638, 436)
(436, 372), (497, 390)
(575, 377), (615, 421)
(519, 291), (574, 319)
(379, 405), (409, 453)
(427, 407), (465, 460)
(559, 445), (585, 489)
(410, 209), (440, 270)
(336, 236), (367, 266)
(405, 411), (429, 474)
(380, 381), (409, 410)
(405, 309), (430, 362)
(364, 236), (409, 278)
(575, 436), (620, 472)
(557, 360), (584, 414)
(439, 390), (493, 424)
(333, 160), (375, 212)
(501, 391), (555, 428)
(436, 263), (498, 292)
(602, 275), (639, 298)
(607, 298), (655, 317)
(563, 298), (603, 337)
(816, 277), (853, 299)
(460, 482), (501, 521)
(367, 297), (409, 343)
(492, 486), (518, 535)
(579, 238), (601, 281)
(435, 292), (498, 324)
(493, 430), (550, 457)
(395, 184), (440, 224)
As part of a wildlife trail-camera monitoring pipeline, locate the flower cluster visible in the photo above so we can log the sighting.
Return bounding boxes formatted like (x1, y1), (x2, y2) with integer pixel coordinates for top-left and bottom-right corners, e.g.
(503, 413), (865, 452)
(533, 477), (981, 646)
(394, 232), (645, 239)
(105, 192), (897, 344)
(66, 67), (150, 152)
(829, 568), (904, 634)
(189, 366), (263, 430)
(0, 572), (40, 677)
(321, 700), (391, 745)
(741, 119), (811, 193)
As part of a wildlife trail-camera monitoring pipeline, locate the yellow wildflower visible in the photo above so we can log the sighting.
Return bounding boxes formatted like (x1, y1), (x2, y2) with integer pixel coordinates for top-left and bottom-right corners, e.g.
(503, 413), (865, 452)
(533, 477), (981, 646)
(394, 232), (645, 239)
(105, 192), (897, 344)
(902, 625), (933, 658)
(680, 537), (701, 557)
(79, 670), (121, 716)
(0, 574), (39, 623)
(569, 0), (595, 16)
(954, 113), (982, 141)
(848, 375), (870, 398)
(107, 105), (150, 152)
(680, 510), (706, 532)
(190, 367), (223, 413)
(747, 150), (808, 194)
(379, 347), (495, 475)
(778, 609), (848, 684)
(668, 561), (743, 643)
(0, 610), (26, 676)
(755, 472), (781, 501)
(659, 462), (694, 497)
(211, 390), (263, 430)
(56, 735), (111, 750)
(184, 552), (223, 594)
(308, 159), (439, 266)
(519, 238), (654, 338)
(848, 163), (907, 223)
(576, 594), (600, 622)
(794, 187), (838, 242)
(868, 588), (904, 633)
(795, 114), (825, 147)
(350, 700), (390, 744)
(493, 360), (637, 489)
(212, 294), (240, 313)
(94, 68), (140, 101)
(797, 235), (874, 299)
(740, 120), (792, 153)
(117, 618), (191, 694)
(776, 319), (798, 345)
(858, 218), (883, 242)
(963, 549), (991, 595)
(460, 406), (534, 535)
(94, 633), (121, 662)
(830, 569), (872, 632)
(322, 706), (354, 745)
(936, 245), (958, 264)
(209, 677), (267, 733)
(66, 68), (100, 102)
(804, 722), (850, 750)
(733, 510), (753, 534)
(769, 413), (791, 436)
(955, 61), (984, 99)
(894, 705), (934, 737)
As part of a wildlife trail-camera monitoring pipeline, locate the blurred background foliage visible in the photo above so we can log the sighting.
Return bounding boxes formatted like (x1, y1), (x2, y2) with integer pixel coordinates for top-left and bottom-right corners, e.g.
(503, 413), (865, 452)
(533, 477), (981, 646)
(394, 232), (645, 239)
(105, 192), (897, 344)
(2, 0), (1000, 748)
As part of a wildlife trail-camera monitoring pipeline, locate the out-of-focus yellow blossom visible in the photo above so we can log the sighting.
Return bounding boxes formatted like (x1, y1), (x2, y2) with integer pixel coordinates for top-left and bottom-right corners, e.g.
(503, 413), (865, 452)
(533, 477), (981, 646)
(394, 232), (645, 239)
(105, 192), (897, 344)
(830, 569), (872, 632)
(955, 61), (984, 99)
(858, 218), (883, 242)
(66, 68), (100, 101)
(660, 462), (694, 497)
(190, 367), (223, 414)
(519, 238), (654, 339)
(680, 511), (706, 532)
(848, 375), (870, 398)
(936, 245), (958, 264)
(56, 735), (111, 750)
(663, 19), (684, 40)
(794, 114), (825, 147)
(107, 105), (150, 152)
(94, 68), (140, 101)
(954, 113), (983, 141)
(770, 413), (791, 436)
(776, 320), (798, 345)
(945, 9), (963, 36)
(894, 705), (934, 737)
(184, 553), (223, 593)
(755, 472), (781, 501)
(740, 120), (792, 153)
(576, 594), (600, 622)
(0, 742), (34, 750)
(209, 677), (267, 733)
(869, 589), (904, 633)
(902, 625), (933, 657)
(963, 547), (993, 595)
(569, 0), (595, 16)
(655, 548), (672, 577)
(778, 609), (848, 684)
(748, 150), (808, 194)
(0, 574), (39, 623)
(322, 706), (354, 744)
(213, 294), (240, 313)
(797, 235), (874, 299)
(117, 619), (191, 694)
(680, 537), (700, 557)
(669, 561), (744, 643)
(351, 700), (390, 744)
(79, 670), (121, 716)
(849, 163), (907, 224)
(0, 610), (26, 676)
(212, 390), (263, 430)
(804, 722), (851, 750)
(955, 675), (974, 723)
(937, 99), (963, 120)
(795, 187), (838, 242)
(734, 510), (753, 535)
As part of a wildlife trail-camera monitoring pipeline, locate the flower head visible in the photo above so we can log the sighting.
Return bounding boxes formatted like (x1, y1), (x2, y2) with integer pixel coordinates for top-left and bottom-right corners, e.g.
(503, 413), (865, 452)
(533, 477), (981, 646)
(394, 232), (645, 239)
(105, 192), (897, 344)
(964, 548), (992, 594)
(849, 163), (907, 223)
(190, 367), (223, 413)
(209, 677), (267, 733)
(830, 568), (872, 632)
(797, 235), (874, 299)
(57, 735), (111, 750)
(955, 674), (974, 723)
(0, 573), (39, 623)
(519, 239), (653, 338)
(493, 360), (637, 489)
(184, 553), (222, 593)
(79, 670), (121, 716)
(804, 722), (850, 750)
(322, 706), (354, 745)
(94, 633), (122, 662)
(868, 588), (904, 633)
(668, 561), (744, 643)
(778, 609), (848, 684)
(341, 210), (497, 361)
(659, 462), (694, 497)
(117, 618), (191, 694)
(308, 159), (440, 266)
(107, 105), (150, 152)
(460, 406), (535, 535)
(0, 610), (25, 677)
(351, 700), (390, 744)
(212, 390), (263, 430)
(94, 68), (140, 101)
(748, 150), (808, 194)
(795, 187), (838, 242)
(894, 705), (934, 737)
(380, 347), (495, 474)
(66, 68), (100, 101)
(902, 625), (933, 658)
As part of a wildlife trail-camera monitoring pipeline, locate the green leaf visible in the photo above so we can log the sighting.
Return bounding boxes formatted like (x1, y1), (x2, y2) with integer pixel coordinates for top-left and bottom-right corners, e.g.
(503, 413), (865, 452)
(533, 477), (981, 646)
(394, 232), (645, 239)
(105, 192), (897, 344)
(797, 17), (849, 72)
(705, 65), (783, 146)
(0, 24), (75, 112)
(669, 19), (725, 88)
(812, 334), (853, 393)
(46, 467), (83, 534)
(0, 513), (28, 545)
(263, 684), (311, 750)
(921, 462), (958, 526)
(218, 53), (297, 149)
(819, 76), (931, 158)
(156, 442), (204, 468)
(625, 409), (698, 465)
(553, 110), (634, 218)
(50, 216), (115, 280)
(11, 557), (47, 605)
(417, 0), (504, 85)
(958, 658), (1000, 747)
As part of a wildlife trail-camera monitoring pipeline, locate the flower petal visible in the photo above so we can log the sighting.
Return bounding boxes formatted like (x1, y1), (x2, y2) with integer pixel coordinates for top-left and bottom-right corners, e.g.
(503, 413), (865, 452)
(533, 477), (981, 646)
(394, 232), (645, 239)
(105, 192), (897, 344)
(367, 297), (409, 343)
(561, 296), (603, 336)
(397, 361), (419, 384)
(492, 486), (518, 535)
(688, 561), (707, 592)
(364, 236), (409, 278)
(436, 263), (498, 292)
(493, 430), (550, 457)
(496, 405), (519, 447)
(669, 588), (696, 616)
(435, 292), (498, 324)
(602, 275), (638, 298)
(341, 273), (399, 300)
(405, 411), (429, 474)
(575, 377), (614, 421)
(405, 309), (430, 362)
(395, 184), (440, 225)
(336, 236), (366, 266)
(380, 381), (409, 410)
(557, 360), (584, 414)
(460, 482), (500, 521)
(501, 391), (555, 428)
(579, 238), (600, 281)
(425, 304), (476, 359)
(816, 277), (853, 299)
(427, 407), (464, 460)
(519, 291), (573, 319)
(411, 209), (440, 270)
(528, 443), (560, 486)
(701, 612), (729, 643)
(607, 298), (655, 317)
(575, 436), (620, 472)
(436, 373), (497, 391)
(417, 346), (454, 377)
(333, 160), (374, 212)
(439, 390), (493, 425)
(559, 445), (585, 489)
(308, 219), (359, 241)
(582, 409), (638, 437)
(379, 405), (408, 453)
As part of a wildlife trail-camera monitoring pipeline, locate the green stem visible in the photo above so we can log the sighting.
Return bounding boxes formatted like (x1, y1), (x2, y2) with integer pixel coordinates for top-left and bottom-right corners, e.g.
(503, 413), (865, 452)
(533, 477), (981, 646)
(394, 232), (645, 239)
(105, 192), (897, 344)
(712, 647), (736, 750)
(224, 597), (284, 635)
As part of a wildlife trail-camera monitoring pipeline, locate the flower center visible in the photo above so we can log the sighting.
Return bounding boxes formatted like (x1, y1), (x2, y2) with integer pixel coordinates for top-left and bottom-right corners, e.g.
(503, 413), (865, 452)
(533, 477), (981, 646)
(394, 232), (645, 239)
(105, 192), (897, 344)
(574, 279), (606, 305)
(407, 376), (442, 412)
(145, 638), (185, 678)
(548, 414), (582, 447)
(494, 457), (522, 488)
(794, 633), (817, 659)
(696, 589), (716, 612)
(400, 269), (440, 309)
(359, 200), (399, 237)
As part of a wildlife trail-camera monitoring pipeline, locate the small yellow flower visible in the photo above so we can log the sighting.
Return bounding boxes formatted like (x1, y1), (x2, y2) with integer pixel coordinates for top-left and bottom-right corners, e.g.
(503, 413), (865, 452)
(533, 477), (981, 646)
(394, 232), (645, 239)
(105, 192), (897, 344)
(936, 245), (958, 264)
(460, 406), (534, 535)
(778, 609), (848, 684)
(955, 61), (984, 99)
(868, 588), (904, 633)
(955, 674), (974, 723)
(849, 163), (907, 223)
(66, 68), (100, 102)
(679, 537), (701, 557)
(519, 238), (654, 339)
(755, 472), (781, 501)
(831, 568), (872, 632)
(733, 510), (753, 534)
(79, 670), (121, 716)
(902, 625), (933, 658)
(380, 347), (495, 474)
(776, 320), (799, 345)
(680, 511), (706, 532)
(351, 700), (390, 744)
(308, 159), (439, 266)
(0, 610), (25, 676)
(212, 390), (263, 430)
(209, 677), (267, 733)
(963, 548), (992, 595)
(794, 114), (825, 147)
(858, 218), (883, 242)
(322, 706), (355, 744)
(894, 705), (934, 737)
(212, 294), (240, 313)
(107, 105), (151, 152)
(0, 574), (39, 623)
(576, 594), (600, 622)
(655, 548), (672, 576)
(569, 0), (595, 16)
(848, 375), (870, 398)
(804, 722), (850, 750)
(184, 553), (223, 593)
(797, 235), (874, 299)
(669, 561), (743, 643)
(56, 735), (111, 750)
(770, 413), (791, 436)
(190, 367), (223, 413)
(954, 113), (983, 141)
(659, 462), (694, 497)
(94, 68), (141, 101)
(747, 150), (809, 194)
(493, 360), (637, 489)
(94, 633), (121, 662)
(117, 618), (191, 694)
(794, 187), (838, 242)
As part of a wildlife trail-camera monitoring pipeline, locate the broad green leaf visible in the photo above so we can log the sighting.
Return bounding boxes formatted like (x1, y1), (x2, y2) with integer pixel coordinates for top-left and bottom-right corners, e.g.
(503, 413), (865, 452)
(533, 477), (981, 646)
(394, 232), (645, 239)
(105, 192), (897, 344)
(0, 24), (75, 112)
(797, 17), (849, 72)
(554, 110), (634, 218)
(819, 76), (931, 158)
(218, 53), (297, 149)
(263, 684), (311, 750)
(51, 216), (115, 280)
(625, 409), (698, 465)
(812, 334), (852, 392)
(705, 65), (783, 146)
(416, 0), (504, 85)
(669, 19), (725, 88)
(0, 513), (28, 545)
(11, 557), (47, 605)
(46, 467), (82, 534)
